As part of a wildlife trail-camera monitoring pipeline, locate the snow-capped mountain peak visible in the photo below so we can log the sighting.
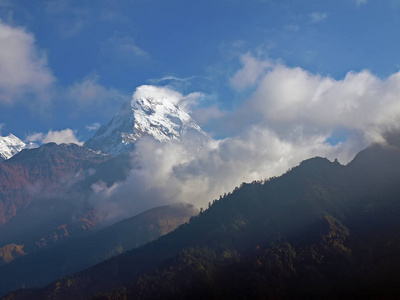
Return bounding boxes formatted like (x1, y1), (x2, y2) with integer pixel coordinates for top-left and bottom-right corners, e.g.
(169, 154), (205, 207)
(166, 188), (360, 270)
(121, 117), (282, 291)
(84, 85), (210, 156)
(131, 86), (203, 142)
(0, 133), (35, 161)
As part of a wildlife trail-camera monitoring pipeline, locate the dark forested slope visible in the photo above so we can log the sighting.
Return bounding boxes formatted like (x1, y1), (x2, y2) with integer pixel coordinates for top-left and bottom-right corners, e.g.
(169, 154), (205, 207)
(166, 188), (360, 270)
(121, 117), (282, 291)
(5, 141), (400, 299)
(0, 203), (197, 297)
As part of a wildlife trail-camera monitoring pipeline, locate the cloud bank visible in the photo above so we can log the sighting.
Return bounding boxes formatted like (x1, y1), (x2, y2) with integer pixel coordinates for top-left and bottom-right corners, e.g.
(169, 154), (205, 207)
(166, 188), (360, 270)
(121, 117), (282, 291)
(241, 61), (400, 145)
(91, 128), (354, 223)
(88, 59), (400, 222)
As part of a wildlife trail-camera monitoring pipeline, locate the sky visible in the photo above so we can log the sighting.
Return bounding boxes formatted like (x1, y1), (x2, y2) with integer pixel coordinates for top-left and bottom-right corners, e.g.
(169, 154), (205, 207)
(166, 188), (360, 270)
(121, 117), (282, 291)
(0, 0), (399, 140)
(2, 0), (400, 217)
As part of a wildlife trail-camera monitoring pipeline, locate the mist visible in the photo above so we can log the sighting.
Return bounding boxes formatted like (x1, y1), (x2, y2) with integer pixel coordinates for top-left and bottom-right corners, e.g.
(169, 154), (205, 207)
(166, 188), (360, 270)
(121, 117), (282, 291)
(89, 128), (359, 225)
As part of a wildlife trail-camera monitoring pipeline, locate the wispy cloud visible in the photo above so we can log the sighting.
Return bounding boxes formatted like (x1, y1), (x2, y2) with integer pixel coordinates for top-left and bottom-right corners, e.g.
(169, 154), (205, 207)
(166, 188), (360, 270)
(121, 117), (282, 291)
(148, 75), (197, 84)
(310, 12), (328, 23)
(85, 122), (101, 131)
(45, 0), (91, 37)
(285, 24), (299, 32)
(101, 36), (149, 61)
(354, 0), (368, 6)
(66, 75), (129, 116)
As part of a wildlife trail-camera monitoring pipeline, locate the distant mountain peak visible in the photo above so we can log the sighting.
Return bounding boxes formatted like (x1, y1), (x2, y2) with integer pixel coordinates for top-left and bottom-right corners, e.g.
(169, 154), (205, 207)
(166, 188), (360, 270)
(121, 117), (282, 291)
(84, 85), (210, 156)
(0, 133), (37, 162)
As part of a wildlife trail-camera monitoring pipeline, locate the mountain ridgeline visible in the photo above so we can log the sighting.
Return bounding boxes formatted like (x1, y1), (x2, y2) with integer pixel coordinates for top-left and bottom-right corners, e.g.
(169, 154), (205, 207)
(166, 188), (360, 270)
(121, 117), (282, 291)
(5, 141), (400, 299)
(0, 203), (197, 297)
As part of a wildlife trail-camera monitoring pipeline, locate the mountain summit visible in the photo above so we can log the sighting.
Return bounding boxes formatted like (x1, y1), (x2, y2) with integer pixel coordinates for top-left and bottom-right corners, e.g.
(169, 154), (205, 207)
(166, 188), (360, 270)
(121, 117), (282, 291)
(0, 134), (37, 162)
(84, 85), (210, 156)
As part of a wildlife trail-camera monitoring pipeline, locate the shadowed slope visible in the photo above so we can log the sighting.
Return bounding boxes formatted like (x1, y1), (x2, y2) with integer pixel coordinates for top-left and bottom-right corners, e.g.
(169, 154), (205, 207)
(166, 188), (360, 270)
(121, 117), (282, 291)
(5, 141), (400, 299)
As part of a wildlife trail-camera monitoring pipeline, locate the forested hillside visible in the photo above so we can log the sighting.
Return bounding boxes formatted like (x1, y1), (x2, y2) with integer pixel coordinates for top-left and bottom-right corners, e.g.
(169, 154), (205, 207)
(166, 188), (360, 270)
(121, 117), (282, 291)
(0, 203), (197, 297)
(5, 142), (400, 299)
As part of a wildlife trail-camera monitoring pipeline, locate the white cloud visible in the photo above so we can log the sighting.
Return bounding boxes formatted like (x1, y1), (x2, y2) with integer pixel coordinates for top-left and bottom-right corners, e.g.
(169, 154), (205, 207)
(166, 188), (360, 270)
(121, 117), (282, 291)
(133, 85), (183, 105)
(246, 63), (400, 144)
(133, 85), (204, 113)
(310, 12), (328, 23)
(0, 123), (4, 135)
(230, 53), (272, 90)
(86, 122), (101, 131)
(26, 129), (83, 145)
(25, 132), (45, 143)
(0, 21), (55, 104)
(230, 54), (400, 147)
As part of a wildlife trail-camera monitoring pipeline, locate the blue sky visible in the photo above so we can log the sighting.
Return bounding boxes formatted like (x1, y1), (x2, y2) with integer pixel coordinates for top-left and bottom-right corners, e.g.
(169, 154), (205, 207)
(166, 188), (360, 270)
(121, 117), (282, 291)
(1, 0), (400, 148)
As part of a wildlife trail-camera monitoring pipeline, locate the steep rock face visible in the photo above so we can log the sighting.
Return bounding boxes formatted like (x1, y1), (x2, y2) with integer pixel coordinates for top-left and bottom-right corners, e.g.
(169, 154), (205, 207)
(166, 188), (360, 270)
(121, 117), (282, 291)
(84, 85), (210, 156)
(0, 134), (37, 162)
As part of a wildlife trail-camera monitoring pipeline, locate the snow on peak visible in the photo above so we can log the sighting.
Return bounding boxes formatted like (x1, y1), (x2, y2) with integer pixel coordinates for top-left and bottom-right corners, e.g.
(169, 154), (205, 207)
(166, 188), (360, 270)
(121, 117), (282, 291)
(84, 85), (210, 156)
(131, 85), (202, 142)
(0, 133), (37, 161)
